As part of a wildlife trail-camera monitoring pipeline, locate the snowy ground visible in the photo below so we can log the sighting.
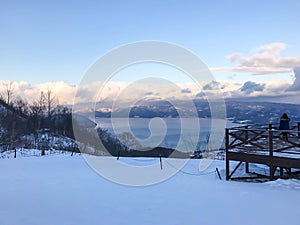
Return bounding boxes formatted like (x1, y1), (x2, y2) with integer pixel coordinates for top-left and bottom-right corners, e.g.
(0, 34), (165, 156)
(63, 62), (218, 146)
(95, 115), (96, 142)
(0, 148), (72, 159)
(0, 154), (300, 225)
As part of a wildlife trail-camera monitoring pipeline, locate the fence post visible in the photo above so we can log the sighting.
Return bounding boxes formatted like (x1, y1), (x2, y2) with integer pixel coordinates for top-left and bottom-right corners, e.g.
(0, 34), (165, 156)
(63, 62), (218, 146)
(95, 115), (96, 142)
(245, 125), (248, 144)
(298, 122), (300, 138)
(11, 122), (16, 158)
(269, 126), (274, 180)
(225, 128), (230, 180)
(269, 124), (273, 157)
(268, 123), (273, 130)
(245, 125), (249, 173)
(245, 162), (249, 173)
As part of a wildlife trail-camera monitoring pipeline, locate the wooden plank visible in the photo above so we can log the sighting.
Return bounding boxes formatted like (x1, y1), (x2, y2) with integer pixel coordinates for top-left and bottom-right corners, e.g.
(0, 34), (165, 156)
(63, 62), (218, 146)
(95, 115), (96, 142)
(272, 157), (300, 169)
(227, 151), (273, 165)
(227, 152), (300, 169)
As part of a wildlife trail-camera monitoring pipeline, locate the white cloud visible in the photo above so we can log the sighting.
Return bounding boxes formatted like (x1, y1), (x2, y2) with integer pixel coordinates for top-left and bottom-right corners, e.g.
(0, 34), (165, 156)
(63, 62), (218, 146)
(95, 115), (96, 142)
(240, 81), (265, 94)
(0, 81), (77, 105)
(286, 67), (300, 91)
(213, 42), (300, 74)
(0, 78), (299, 105)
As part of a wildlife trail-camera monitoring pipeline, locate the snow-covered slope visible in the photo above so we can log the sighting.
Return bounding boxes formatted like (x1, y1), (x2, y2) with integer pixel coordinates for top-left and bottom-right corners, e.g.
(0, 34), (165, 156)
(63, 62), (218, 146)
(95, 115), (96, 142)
(0, 148), (74, 159)
(0, 156), (299, 225)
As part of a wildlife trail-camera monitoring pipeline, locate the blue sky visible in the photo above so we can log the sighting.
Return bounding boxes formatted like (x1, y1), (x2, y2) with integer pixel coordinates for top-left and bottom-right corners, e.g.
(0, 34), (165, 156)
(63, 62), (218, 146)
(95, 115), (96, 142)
(1, 0), (300, 103)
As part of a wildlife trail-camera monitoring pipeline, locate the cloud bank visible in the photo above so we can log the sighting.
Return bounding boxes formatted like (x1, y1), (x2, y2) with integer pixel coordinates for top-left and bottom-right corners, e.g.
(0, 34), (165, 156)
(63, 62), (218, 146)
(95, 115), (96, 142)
(240, 81), (265, 94)
(0, 78), (298, 105)
(286, 67), (300, 91)
(0, 81), (77, 105)
(213, 42), (300, 74)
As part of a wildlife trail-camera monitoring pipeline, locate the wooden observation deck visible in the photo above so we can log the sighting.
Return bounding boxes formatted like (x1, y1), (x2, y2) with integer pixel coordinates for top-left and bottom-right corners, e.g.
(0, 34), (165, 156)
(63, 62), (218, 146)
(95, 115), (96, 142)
(225, 123), (300, 180)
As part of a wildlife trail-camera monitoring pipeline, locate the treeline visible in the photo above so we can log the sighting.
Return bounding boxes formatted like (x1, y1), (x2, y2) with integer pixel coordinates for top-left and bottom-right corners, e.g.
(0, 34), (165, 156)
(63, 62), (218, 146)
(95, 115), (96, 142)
(0, 87), (74, 148)
(0, 83), (128, 155)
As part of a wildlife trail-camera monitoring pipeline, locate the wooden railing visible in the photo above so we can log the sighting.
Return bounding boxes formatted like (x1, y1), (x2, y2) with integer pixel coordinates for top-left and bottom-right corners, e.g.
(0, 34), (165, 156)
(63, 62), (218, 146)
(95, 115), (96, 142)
(226, 122), (300, 180)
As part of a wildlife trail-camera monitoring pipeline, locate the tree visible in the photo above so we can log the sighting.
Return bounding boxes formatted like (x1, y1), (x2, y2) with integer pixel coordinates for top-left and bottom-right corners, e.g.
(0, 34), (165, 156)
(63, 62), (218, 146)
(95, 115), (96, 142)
(117, 132), (142, 151)
(4, 81), (14, 105)
(29, 92), (46, 146)
(52, 105), (72, 136)
(13, 97), (29, 116)
(45, 88), (57, 119)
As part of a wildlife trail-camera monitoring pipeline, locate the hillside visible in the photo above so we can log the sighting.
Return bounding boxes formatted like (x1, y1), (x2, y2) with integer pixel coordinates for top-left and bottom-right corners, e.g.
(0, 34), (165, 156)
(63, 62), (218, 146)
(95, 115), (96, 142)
(0, 99), (77, 153)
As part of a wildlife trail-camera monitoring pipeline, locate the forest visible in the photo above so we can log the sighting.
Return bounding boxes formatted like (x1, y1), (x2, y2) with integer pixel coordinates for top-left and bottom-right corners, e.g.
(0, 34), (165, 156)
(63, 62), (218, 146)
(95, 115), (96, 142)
(0, 82), (128, 156)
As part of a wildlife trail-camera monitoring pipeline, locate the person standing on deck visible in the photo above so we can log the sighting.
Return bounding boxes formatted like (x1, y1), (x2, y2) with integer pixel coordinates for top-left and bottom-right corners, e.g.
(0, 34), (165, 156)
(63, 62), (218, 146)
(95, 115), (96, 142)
(279, 113), (290, 140)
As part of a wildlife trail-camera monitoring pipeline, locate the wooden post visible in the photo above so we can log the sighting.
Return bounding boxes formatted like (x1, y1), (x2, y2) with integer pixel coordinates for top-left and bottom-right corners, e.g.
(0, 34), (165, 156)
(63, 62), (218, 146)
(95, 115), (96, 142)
(41, 143), (45, 156)
(245, 162), (249, 173)
(216, 168), (222, 180)
(245, 125), (249, 174)
(268, 123), (273, 130)
(269, 125), (273, 157)
(269, 126), (274, 180)
(280, 167), (283, 176)
(12, 122), (16, 158)
(225, 128), (230, 180)
(245, 125), (249, 144)
(160, 156), (163, 170)
(298, 122), (300, 138)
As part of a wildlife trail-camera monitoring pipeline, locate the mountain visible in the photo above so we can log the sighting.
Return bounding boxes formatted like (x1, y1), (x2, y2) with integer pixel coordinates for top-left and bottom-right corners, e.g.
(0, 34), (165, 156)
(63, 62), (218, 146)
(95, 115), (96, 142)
(225, 101), (300, 124)
(95, 99), (300, 124)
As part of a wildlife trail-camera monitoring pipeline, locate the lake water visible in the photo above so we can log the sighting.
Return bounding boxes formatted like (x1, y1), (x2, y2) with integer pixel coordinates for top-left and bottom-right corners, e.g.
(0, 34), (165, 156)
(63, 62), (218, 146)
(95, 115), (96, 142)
(96, 117), (236, 151)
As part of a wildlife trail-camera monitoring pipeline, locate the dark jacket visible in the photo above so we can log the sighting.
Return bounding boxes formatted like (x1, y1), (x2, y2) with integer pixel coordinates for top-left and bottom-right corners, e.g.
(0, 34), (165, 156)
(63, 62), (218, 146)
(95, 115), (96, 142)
(279, 118), (290, 130)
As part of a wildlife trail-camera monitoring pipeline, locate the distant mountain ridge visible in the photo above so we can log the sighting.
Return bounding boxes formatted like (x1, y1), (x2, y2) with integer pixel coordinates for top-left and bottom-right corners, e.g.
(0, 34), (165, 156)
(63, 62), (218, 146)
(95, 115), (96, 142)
(95, 100), (300, 124)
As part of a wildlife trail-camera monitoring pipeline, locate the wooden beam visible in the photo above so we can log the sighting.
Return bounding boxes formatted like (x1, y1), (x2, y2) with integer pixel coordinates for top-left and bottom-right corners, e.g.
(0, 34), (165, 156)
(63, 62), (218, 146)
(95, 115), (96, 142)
(227, 152), (300, 169)
(226, 128), (230, 180)
(245, 162), (249, 173)
(230, 133), (266, 150)
(228, 161), (243, 180)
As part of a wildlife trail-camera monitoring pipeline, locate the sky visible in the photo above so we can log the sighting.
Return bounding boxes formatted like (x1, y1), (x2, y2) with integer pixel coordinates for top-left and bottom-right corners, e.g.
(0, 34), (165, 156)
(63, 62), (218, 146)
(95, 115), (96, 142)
(1, 0), (300, 104)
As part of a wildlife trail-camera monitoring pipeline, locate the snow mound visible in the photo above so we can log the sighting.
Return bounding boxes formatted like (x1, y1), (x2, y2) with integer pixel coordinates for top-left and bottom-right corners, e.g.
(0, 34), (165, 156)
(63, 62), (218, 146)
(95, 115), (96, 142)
(268, 178), (300, 190)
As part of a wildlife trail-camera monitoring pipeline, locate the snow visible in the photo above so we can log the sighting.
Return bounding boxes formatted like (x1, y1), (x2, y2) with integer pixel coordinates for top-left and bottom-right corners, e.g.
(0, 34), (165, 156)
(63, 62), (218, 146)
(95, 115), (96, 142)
(0, 155), (300, 225)
(0, 148), (72, 159)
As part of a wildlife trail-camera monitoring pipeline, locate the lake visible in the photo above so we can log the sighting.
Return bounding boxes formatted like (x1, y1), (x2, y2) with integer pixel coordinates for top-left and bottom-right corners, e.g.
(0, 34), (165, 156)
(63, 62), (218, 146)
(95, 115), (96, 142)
(96, 117), (236, 151)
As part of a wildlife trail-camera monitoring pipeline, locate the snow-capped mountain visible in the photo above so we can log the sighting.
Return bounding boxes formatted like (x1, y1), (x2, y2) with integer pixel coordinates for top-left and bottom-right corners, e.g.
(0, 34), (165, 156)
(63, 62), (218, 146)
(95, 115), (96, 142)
(95, 99), (300, 124)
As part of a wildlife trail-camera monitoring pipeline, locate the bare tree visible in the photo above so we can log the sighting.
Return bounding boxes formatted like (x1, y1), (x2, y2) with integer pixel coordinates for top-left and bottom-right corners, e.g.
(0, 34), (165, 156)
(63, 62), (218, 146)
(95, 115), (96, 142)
(4, 81), (14, 105)
(13, 97), (29, 115)
(29, 92), (46, 149)
(117, 132), (142, 151)
(30, 92), (45, 129)
(45, 88), (57, 119)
